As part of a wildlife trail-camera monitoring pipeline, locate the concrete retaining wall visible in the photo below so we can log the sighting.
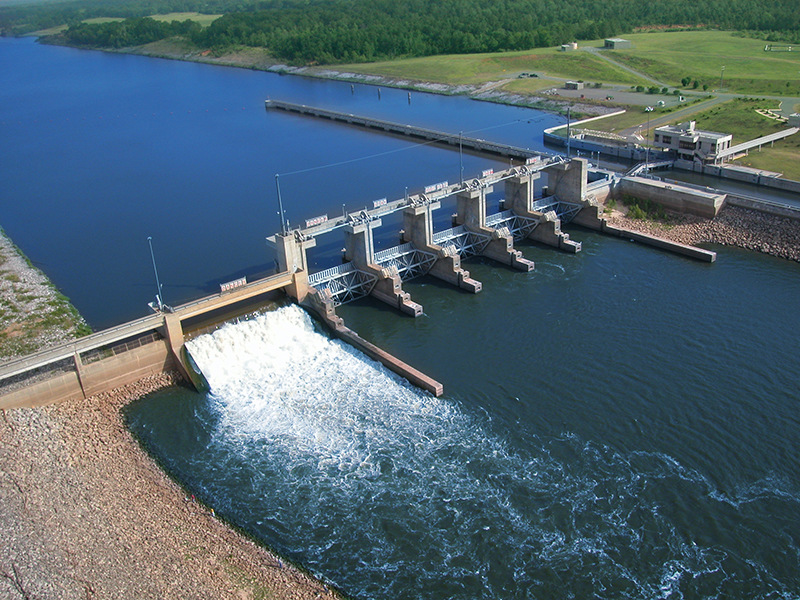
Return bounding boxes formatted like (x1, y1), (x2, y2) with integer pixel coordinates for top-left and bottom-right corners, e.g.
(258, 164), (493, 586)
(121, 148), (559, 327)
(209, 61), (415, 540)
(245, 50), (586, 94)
(335, 326), (443, 397)
(674, 160), (800, 194)
(79, 341), (174, 399)
(617, 177), (725, 218)
(544, 132), (672, 162)
(0, 339), (174, 410)
(602, 223), (717, 262)
(725, 194), (800, 220)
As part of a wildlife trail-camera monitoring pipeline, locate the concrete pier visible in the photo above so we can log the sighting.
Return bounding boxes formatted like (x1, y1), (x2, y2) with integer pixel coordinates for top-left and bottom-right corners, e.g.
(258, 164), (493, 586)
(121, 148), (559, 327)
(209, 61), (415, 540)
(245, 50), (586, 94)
(455, 184), (534, 271)
(402, 201), (482, 292)
(265, 99), (546, 161)
(505, 167), (581, 252)
(344, 219), (422, 316)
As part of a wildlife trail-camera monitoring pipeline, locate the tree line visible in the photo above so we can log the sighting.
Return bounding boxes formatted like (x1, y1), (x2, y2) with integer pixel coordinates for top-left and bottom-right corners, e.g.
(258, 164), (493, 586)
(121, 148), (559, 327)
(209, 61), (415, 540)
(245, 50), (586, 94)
(3, 0), (800, 64)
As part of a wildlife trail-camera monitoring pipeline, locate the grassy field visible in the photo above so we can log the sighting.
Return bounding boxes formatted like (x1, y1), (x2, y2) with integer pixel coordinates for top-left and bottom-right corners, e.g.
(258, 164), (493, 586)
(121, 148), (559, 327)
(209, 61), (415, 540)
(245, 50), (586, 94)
(736, 135), (800, 181)
(148, 12), (222, 26)
(601, 31), (800, 95)
(339, 48), (652, 87)
(31, 12), (220, 37)
(686, 98), (787, 141)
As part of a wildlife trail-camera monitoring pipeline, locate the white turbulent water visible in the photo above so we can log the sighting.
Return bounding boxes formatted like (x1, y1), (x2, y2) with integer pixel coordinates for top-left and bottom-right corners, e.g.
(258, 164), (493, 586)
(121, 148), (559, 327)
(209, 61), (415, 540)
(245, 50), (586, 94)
(185, 306), (797, 600)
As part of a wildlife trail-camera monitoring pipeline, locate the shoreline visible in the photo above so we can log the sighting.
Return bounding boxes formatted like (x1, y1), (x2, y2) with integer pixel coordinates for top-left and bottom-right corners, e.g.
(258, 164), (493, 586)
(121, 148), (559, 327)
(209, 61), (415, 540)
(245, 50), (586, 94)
(0, 229), (90, 362)
(39, 35), (616, 118)
(0, 226), (341, 599)
(0, 371), (341, 599)
(602, 202), (800, 263)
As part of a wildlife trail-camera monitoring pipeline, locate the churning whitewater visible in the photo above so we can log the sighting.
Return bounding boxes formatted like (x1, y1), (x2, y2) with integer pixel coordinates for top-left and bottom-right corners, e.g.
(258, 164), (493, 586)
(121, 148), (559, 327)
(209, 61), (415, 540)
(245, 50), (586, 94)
(178, 305), (789, 599)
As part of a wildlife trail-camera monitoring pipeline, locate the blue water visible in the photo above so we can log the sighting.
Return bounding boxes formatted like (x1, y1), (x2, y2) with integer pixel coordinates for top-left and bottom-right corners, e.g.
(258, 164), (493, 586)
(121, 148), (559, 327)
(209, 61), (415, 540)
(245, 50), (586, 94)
(0, 37), (558, 330)
(4, 36), (800, 599)
(127, 238), (800, 599)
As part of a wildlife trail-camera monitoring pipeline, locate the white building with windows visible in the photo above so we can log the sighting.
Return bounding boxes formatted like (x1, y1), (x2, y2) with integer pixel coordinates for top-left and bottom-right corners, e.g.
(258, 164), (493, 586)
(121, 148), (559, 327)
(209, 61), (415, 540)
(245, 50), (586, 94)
(652, 121), (732, 163)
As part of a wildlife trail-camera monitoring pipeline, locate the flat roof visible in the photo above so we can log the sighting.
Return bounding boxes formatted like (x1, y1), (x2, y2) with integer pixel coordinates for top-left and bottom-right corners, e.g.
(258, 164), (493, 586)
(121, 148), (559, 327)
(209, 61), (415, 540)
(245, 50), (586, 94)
(655, 124), (730, 139)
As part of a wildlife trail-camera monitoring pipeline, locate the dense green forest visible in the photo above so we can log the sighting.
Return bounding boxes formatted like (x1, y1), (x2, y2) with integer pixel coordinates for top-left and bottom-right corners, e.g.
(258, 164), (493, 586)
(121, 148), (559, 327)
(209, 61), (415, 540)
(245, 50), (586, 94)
(2, 0), (800, 64)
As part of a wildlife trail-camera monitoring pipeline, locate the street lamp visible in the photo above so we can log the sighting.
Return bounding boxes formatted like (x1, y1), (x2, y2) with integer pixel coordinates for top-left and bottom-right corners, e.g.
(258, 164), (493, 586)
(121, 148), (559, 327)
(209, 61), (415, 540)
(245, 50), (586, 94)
(147, 236), (164, 311)
(459, 131), (464, 185)
(720, 66), (725, 90)
(275, 174), (287, 235)
(645, 112), (650, 172)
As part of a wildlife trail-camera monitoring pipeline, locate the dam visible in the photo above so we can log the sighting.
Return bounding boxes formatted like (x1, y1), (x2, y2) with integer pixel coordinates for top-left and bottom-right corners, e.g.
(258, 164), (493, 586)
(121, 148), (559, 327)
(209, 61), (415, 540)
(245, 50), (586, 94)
(0, 106), (727, 410)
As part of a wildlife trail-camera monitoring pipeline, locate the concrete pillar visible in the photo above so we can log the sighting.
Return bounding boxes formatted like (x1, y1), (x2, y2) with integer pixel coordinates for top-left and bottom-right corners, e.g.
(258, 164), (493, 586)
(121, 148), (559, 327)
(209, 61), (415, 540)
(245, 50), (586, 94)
(270, 232), (315, 303)
(162, 312), (193, 385)
(456, 186), (489, 230)
(504, 170), (541, 214)
(506, 168), (581, 253)
(402, 202), (481, 293)
(546, 157), (587, 203)
(72, 349), (87, 399)
(345, 219), (423, 317)
(456, 185), (534, 271)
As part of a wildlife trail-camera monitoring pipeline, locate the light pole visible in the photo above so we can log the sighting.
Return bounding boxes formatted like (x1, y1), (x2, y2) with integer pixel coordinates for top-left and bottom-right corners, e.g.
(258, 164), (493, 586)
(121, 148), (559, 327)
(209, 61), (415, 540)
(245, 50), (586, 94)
(645, 112), (650, 172)
(275, 174), (287, 235)
(147, 236), (164, 311)
(720, 66), (725, 90)
(459, 131), (464, 185)
(566, 107), (571, 158)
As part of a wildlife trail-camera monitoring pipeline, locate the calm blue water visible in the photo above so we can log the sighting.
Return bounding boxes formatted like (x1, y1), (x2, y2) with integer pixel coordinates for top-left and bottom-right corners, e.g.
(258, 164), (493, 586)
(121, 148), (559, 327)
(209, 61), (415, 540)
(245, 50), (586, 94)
(4, 36), (800, 599)
(0, 37), (558, 330)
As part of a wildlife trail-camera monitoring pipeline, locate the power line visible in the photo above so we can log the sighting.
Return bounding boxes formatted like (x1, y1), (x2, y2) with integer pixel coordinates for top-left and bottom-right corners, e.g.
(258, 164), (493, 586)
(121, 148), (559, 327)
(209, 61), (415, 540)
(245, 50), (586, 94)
(276, 117), (540, 178)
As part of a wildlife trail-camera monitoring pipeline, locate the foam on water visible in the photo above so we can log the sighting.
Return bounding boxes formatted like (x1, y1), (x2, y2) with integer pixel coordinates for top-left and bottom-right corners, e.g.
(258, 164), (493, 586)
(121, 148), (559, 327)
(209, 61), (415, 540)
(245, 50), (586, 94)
(183, 306), (800, 599)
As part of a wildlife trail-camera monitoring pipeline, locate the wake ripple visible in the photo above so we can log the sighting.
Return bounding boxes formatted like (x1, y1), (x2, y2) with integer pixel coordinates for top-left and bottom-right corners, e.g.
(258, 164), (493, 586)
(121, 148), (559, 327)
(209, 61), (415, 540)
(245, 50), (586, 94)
(184, 306), (800, 600)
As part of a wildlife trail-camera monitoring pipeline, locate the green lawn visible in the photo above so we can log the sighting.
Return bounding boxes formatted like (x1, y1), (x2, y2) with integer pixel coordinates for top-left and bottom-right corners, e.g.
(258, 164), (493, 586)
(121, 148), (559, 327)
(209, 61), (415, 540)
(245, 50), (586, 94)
(339, 48), (652, 87)
(683, 98), (786, 142)
(31, 12), (220, 37)
(736, 135), (800, 180)
(600, 31), (800, 95)
(148, 12), (222, 26)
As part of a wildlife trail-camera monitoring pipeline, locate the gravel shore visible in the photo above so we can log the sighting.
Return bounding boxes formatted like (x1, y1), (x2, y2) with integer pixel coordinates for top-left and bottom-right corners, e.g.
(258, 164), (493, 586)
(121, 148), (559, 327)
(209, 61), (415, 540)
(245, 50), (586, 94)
(0, 231), (90, 361)
(606, 204), (800, 262)
(0, 372), (339, 600)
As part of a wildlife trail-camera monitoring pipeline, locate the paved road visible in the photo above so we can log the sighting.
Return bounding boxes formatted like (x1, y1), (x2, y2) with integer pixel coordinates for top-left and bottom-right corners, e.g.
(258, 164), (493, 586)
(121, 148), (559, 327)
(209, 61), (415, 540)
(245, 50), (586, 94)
(564, 48), (800, 135)
(582, 47), (667, 87)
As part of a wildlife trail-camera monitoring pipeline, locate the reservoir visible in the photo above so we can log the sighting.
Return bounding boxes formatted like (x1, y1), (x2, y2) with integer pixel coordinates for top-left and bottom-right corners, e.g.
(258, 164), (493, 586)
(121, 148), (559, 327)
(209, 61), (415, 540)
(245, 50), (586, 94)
(3, 37), (800, 598)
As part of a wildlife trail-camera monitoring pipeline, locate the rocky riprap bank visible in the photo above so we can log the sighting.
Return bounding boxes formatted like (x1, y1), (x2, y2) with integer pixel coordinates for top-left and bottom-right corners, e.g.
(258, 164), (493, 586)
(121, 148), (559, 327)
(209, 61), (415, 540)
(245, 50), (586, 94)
(607, 204), (800, 262)
(0, 372), (339, 600)
(0, 230), (89, 361)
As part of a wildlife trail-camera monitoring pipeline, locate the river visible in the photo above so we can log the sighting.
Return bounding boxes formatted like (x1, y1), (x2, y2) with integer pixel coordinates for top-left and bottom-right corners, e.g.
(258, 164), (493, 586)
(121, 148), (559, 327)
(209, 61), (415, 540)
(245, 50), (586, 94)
(3, 37), (800, 599)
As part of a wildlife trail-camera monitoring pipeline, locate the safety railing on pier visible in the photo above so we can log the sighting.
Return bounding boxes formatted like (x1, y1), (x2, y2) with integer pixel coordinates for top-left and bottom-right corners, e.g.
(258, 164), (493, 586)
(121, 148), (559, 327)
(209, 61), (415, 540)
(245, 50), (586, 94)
(266, 99), (553, 161)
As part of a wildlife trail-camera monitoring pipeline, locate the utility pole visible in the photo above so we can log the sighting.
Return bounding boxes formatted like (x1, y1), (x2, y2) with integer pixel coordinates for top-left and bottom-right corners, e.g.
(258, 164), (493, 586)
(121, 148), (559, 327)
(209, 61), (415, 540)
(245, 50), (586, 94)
(147, 236), (164, 311)
(566, 107), (571, 158)
(275, 174), (287, 235)
(459, 131), (464, 185)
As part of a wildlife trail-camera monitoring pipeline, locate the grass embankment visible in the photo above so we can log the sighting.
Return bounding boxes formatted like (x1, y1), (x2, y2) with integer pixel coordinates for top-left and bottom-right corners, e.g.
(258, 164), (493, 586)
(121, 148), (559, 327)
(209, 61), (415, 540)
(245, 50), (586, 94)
(603, 31), (800, 96)
(0, 230), (90, 360)
(736, 132), (800, 180)
(339, 48), (652, 88)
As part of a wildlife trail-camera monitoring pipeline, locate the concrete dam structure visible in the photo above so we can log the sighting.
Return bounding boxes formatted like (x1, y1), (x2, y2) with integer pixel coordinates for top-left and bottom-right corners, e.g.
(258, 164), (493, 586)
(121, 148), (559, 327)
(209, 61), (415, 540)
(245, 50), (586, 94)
(1, 107), (726, 410)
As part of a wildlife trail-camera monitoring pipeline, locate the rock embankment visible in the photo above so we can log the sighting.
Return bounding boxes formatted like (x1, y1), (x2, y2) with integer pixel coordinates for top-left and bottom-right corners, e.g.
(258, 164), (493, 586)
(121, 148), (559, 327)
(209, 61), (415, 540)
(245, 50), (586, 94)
(607, 204), (800, 262)
(0, 230), (90, 361)
(0, 372), (339, 600)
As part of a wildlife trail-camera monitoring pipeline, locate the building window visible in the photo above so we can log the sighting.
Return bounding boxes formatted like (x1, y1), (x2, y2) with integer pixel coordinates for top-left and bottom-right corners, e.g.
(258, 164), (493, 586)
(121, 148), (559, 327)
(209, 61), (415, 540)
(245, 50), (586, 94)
(679, 140), (696, 150)
(654, 134), (660, 142)
(662, 135), (672, 145)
